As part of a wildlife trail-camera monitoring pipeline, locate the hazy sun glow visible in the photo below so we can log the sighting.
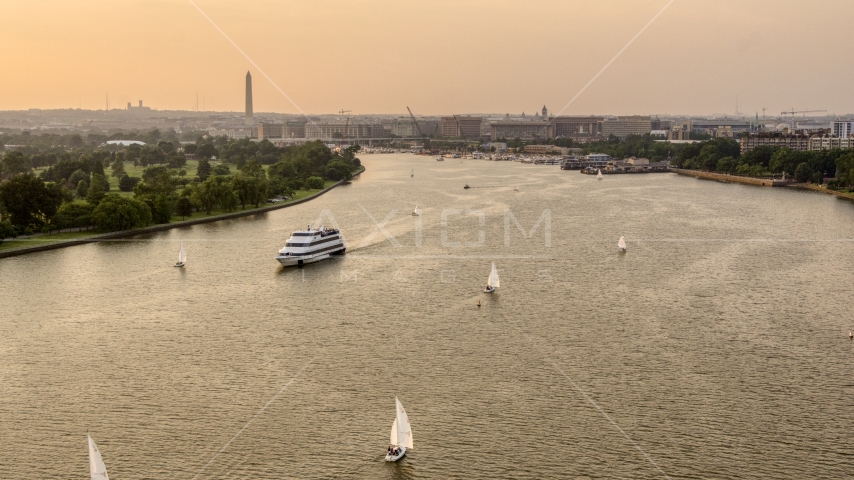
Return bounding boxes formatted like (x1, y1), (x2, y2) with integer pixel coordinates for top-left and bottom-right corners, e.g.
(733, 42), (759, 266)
(2, 0), (852, 115)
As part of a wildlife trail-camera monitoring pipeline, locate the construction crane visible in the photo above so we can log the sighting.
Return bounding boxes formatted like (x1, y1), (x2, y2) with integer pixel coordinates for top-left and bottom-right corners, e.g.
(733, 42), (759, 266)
(339, 109), (352, 139)
(406, 106), (424, 137)
(780, 108), (827, 118)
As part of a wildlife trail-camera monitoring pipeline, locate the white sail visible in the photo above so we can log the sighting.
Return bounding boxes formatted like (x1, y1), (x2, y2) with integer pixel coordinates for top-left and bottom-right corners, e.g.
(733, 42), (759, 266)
(389, 417), (398, 446)
(597, 169), (603, 179)
(178, 241), (186, 264)
(618, 236), (626, 250)
(395, 397), (413, 449)
(88, 434), (110, 480)
(488, 262), (500, 288)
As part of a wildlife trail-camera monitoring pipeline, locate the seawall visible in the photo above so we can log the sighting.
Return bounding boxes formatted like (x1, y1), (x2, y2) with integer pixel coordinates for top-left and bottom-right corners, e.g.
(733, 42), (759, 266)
(672, 168), (791, 187)
(0, 167), (364, 260)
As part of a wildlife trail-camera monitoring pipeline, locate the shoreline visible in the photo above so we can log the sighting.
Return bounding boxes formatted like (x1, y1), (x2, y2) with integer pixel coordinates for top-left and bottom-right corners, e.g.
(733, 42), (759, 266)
(673, 168), (854, 202)
(671, 168), (792, 187)
(0, 166), (364, 260)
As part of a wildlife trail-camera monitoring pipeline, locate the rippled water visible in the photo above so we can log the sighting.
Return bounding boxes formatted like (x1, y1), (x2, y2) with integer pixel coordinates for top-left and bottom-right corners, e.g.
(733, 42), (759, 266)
(2, 155), (854, 479)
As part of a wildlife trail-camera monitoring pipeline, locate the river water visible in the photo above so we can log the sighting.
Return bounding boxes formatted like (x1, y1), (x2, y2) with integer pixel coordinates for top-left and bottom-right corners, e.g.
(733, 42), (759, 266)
(2, 154), (853, 479)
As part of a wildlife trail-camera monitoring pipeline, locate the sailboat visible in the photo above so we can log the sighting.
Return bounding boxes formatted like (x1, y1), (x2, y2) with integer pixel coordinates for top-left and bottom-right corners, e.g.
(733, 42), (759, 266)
(597, 169), (603, 180)
(411, 169), (414, 177)
(484, 262), (500, 293)
(618, 235), (627, 252)
(385, 397), (413, 462)
(174, 240), (186, 267)
(410, 205), (421, 216)
(88, 434), (110, 480)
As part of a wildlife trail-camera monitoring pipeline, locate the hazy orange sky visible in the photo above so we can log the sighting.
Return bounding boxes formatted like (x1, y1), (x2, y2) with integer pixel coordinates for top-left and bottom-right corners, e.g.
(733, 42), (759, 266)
(2, 0), (853, 116)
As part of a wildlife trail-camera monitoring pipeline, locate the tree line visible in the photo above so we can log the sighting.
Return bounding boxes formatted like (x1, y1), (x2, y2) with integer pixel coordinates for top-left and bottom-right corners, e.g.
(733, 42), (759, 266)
(672, 138), (854, 186)
(0, 136), (360, 242)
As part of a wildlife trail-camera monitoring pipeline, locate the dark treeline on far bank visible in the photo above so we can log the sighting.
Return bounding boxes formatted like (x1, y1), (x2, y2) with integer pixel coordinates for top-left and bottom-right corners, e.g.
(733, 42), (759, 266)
(0, 129), (361, 242)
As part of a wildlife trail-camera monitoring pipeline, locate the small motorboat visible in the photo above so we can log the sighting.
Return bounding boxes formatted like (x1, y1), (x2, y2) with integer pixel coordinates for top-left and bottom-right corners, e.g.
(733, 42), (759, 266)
(385, 398), (413, 462)
(464, 184), (470, 189)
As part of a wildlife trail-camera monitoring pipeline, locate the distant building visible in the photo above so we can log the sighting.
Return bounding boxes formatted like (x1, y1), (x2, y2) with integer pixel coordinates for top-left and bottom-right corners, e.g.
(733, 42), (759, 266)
(390, 118), (440, 137)
(832, 121), (854, 138)
(713, 126), (734, 138)
(667, 127), (687, 141)
(523, 145), (569, 155)
(809, 134), (854, 151)
(626, 157), (649, 165)
(550, 116), (604, 138)
(651, 130), (668, 138)
(126, 100), (151, 112)
(257, 121), (307, 140)
(305, 122), (384, 140)
(441, 116), (483, 138)
(485, 142), (508, 152)
(490, 121), (554, 141)
(601, 116), (652, 138)
(740, 133), (811, 153)
(692, 119), (751, 135)
(209, 126), (255, 139)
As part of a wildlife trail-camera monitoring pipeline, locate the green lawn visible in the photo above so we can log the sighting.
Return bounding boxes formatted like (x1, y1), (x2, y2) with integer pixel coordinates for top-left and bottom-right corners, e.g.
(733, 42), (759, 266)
(0, 230), (96, 251)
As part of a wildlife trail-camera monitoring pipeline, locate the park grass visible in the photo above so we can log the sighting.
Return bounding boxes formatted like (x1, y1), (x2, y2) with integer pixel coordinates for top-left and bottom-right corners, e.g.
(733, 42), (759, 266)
(0, 231), (96, 251)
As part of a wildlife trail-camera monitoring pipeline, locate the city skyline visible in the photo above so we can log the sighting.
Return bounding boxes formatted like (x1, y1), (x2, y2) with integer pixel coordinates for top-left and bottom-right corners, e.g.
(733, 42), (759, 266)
(2, 0), (853, 115)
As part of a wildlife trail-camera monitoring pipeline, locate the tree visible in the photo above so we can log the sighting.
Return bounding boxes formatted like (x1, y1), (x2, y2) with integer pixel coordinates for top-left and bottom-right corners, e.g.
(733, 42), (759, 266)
(0, 220), (16, 242)
(76, 180), (89, 199)
(119, 175), (140, 192)
(175, 196), (193, 220)
(794, 162), (812, 183)
(152, 193), (174, 224)
(111, 158), (126, 178)
(87, 173), (108, 205)
(197, 158), (212, 181)
(1, 151), (32, 179)
(56, 202), (95, 229)
(304, 176), (324, 189)
(92, 195), (152, 231)
(197, 143), (217, 159)
(68, 169), (90, 187)
(325, 159), (353, 181)
(0, 173), (64, 228)
(91, 159), (105, 177)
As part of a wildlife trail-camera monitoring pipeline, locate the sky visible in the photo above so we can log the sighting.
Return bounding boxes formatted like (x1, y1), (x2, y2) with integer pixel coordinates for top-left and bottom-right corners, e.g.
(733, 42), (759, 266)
(2, 0), (853, 116)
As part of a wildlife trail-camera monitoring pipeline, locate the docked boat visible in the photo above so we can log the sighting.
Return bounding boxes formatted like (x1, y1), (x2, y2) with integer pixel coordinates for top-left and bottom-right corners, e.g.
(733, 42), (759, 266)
(436, 157), (444, 161)
(484, 262), (500, 293)
(174, 240), (186, 267)
(597, 169), (603, 180)
(618, 235), (627, 252)
(274, 225), (345, 267)
(88, 434), (110, 480)
(385, 397), (413, 462)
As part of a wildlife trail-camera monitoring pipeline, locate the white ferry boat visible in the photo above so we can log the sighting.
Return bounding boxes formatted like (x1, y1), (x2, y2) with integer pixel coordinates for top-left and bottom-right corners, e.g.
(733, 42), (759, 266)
(274, 225), (345, 267)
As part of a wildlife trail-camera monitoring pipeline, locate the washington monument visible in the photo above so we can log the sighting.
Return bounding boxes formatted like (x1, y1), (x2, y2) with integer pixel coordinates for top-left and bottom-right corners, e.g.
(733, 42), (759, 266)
(245, 71), (253, 125)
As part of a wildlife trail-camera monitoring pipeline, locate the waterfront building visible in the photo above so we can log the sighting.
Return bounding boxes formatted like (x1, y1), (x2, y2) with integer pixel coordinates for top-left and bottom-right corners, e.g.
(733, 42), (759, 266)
(550, 116), (604, 138)
(390, 118), (440, 137)
(808, 134), (854, 151)
(523, 145), (569, 155)
(740, 132), (811, 153)
(586, 153), (612, 162)
(601, 116), (652, 138)
(440, 116), (483, 138)
(489, 121), (554, 141)
(485, 142), (508, 152)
